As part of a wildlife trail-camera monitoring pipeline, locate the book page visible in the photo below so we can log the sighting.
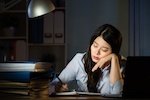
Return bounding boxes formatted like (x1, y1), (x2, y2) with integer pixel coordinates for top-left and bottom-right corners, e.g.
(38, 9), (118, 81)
(56, 91), (77, 96)
(55, 91), (101, 96)
(55, 91), (122, 97)
(76, 91), (101, 96)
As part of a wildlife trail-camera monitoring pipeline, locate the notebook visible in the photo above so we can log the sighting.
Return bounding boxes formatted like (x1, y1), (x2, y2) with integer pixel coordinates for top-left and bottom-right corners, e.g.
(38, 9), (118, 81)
(123, 56), (150, 98)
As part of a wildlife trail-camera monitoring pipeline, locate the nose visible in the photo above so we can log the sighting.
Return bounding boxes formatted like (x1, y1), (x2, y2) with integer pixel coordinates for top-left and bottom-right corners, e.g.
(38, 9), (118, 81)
(96, 49), (100, 55)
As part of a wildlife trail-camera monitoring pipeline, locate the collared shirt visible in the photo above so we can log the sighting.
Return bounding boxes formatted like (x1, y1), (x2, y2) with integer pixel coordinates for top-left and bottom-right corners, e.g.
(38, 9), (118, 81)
(51, 53), (125, 96)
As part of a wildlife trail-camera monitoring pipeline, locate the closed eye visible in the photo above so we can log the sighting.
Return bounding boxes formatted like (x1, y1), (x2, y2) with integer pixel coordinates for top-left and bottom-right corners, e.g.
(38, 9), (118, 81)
(101, 48), (109, 52)
(92, 42), (98, 48)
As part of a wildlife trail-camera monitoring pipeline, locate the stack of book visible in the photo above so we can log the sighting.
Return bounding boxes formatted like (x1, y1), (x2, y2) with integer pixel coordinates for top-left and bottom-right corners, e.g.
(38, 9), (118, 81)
(0, 80), (30, 95)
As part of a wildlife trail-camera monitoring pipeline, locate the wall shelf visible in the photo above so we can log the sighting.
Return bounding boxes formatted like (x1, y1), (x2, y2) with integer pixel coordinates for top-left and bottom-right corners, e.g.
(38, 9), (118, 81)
(0, 0), (66, 73)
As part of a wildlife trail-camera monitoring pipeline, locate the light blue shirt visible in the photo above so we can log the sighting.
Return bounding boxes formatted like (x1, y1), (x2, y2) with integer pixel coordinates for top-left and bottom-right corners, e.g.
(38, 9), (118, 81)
(51, 53), (124, 96)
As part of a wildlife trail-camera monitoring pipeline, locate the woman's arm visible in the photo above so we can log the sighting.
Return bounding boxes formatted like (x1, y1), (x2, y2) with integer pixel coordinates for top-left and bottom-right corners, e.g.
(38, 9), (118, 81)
(49, 53), (83, 94)
(92, 54), (124, 95)
(92, 54), (123, 84)
(109, 54), (123, 84)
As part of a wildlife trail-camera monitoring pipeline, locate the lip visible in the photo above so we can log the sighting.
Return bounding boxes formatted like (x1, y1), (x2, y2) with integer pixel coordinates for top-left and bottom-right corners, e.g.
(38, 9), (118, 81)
(93, 56), (100, 61)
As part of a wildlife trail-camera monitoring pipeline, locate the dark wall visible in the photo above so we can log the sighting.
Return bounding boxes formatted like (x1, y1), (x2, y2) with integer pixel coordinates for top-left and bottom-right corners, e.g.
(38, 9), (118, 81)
(66, 0), (129, 62)
(129, 0), (150, 56)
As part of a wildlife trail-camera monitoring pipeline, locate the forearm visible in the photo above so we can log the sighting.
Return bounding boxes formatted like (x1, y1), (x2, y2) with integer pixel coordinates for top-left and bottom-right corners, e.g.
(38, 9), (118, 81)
(109, 54), (123, 84)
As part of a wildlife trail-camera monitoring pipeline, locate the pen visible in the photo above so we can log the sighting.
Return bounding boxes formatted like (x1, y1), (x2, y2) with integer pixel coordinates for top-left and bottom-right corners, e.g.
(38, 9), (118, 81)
(56, 75), (63, 84)
(56, 75), (69, 92)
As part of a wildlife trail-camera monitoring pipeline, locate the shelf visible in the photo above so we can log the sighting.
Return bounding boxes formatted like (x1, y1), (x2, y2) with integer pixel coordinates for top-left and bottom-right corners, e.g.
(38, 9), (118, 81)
(0, 37), (26, 40)
(0, 0), (66, 73)
(28, 43), (65, 46)
(0, 10), (26, 13)
(0, 12), (27, 37)
(4, 0), (26, 11)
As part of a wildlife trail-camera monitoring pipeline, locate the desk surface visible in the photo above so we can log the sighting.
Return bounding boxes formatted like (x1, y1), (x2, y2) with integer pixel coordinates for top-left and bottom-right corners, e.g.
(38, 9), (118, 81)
(1, 93), (146, 100)
(0, 93), (119, 100)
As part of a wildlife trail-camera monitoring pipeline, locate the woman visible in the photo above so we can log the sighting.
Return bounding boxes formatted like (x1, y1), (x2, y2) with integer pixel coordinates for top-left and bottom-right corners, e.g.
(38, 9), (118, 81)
(49, 24), (125, 96)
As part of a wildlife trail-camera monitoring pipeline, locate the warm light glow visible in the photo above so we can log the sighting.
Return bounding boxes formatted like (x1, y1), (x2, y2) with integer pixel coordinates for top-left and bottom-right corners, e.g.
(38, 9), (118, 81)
(34, 5), (48, 17)
(28, 0), (55, 18)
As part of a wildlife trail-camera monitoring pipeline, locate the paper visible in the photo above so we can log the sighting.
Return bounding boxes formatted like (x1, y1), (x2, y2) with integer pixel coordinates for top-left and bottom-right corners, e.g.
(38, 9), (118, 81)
(55, 91), (122, 97)
(55, 91), (101, 96)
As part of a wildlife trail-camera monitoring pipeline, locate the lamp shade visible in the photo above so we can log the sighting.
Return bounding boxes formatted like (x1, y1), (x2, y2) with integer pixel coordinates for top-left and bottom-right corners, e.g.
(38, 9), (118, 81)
(28, 0), (55, 18)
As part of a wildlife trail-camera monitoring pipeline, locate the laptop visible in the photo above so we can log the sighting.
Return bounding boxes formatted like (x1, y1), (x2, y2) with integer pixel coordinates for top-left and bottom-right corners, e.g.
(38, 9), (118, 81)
(123, 56), (150, 98)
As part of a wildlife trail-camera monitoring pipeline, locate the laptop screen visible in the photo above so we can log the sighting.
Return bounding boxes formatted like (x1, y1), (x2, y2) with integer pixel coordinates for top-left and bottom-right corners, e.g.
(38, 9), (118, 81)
(123, 56), (150, 98)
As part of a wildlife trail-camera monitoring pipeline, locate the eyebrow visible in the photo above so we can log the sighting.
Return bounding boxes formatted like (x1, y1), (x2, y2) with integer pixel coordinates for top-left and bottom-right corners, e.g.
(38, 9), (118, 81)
(93, 41), (110, 49)
(93, 41), (98, 45)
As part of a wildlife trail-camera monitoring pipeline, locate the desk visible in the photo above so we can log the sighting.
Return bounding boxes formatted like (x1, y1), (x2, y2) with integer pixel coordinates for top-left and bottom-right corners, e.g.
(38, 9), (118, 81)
(2, 92), (149, 100)
(0, 93), (119, 100)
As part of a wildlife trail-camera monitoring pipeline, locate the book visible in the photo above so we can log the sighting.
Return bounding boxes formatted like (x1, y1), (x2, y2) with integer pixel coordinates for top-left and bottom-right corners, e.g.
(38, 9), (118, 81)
(0, 80), (30, 95)
(0, 89), (29, 95)
(55, 91), (101, 96)
(55, 91), (122, 97)
(0, 80), (29, 88)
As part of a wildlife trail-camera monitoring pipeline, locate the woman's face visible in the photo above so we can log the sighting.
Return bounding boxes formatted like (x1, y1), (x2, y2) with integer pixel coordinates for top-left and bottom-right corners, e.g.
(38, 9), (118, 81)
(90, 36), (112, 63)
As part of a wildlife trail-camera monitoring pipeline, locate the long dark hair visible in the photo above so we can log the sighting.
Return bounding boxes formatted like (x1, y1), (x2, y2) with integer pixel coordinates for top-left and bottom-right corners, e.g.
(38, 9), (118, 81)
(83, 24), (122, 92)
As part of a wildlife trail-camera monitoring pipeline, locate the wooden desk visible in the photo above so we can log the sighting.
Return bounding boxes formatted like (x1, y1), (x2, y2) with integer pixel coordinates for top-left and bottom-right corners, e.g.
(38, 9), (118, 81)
(0, 93), (118, 100)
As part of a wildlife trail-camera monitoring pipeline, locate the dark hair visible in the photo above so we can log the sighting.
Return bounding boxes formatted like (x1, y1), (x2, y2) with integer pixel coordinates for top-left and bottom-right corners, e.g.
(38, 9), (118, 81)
(83, 24), (122, 92)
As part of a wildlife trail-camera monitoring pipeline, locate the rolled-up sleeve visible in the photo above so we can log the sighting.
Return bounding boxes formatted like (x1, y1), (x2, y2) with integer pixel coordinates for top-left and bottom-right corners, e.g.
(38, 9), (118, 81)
(97, 66), (124, 97)
(109, 80), (123, 94)
(59, 53), (88, 92)
(59, 54), (81, 83)
(50, 53), (88, 92)
(98, 77), (123, 96)
(50, 54), (79, 85)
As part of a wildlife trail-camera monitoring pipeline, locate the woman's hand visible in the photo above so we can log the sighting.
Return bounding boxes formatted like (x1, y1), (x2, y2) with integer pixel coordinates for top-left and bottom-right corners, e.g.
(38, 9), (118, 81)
(92, 54), (114, 72)
(92, 53), (123, 84)
(49, 82), (68, 96)
(55, 82), (68, 92)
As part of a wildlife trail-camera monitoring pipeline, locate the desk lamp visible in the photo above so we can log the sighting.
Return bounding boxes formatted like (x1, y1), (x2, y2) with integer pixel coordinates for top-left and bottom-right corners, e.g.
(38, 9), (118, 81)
(28, 0), (55, 18)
